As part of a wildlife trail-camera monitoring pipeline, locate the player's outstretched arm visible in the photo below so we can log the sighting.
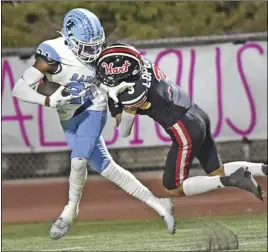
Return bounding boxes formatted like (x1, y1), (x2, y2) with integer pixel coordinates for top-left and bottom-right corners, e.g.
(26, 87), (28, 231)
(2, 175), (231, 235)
(12, 58), (55, 106)
(118, 109), (136, 137)
(108, 98), (136, 137)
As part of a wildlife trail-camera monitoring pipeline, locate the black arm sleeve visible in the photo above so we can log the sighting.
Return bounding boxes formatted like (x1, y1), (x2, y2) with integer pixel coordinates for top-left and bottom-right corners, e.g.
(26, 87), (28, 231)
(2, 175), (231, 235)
(108, 98), (123, 117)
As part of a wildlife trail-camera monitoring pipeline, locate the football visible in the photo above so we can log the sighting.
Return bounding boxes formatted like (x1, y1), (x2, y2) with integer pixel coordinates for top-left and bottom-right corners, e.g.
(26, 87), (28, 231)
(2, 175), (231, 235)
(36, 81), (70, 97)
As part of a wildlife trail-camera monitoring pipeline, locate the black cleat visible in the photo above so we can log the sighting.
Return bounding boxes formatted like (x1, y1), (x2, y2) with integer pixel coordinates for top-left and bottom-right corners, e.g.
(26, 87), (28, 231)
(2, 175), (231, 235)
(262, 164), (267, 176)
(228, 167), (264, 201)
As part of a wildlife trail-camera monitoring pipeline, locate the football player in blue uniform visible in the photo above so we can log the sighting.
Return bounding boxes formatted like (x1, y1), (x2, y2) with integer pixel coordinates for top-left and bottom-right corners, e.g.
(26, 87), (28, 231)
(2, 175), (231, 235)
(12, 9), (176, 239)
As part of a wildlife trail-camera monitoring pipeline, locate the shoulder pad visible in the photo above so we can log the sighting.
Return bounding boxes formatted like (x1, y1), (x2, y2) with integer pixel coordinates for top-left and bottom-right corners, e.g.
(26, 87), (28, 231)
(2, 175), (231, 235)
(118, 79), (148, 108)
(35, 40), (62, 64)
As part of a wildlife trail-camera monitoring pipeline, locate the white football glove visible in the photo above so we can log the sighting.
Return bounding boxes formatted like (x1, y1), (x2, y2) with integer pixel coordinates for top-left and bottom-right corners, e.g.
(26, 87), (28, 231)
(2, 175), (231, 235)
(48, 86), (86, 108)
(100, 82), (135, 103)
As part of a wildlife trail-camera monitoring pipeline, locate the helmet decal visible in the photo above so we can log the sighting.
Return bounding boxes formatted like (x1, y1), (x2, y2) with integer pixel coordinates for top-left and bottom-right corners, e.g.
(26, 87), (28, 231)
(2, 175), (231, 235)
(95, 44), (143, 87)
(66, 20), (76, 35)
(102, 60), (131, 75)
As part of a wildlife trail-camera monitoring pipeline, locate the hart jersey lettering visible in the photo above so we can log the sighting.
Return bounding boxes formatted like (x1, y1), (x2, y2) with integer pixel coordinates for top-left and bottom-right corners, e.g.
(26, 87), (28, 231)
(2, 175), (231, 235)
(102, 60), (130, 75)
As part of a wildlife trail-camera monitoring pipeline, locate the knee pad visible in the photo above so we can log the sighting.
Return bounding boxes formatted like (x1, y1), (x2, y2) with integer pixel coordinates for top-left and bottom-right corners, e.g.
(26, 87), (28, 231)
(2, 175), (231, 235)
(71, 157), (88, 172)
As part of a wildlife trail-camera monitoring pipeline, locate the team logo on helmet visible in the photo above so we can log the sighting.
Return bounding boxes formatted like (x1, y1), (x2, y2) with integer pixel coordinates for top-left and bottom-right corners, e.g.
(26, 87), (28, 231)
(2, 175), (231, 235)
(61, 9), (105, 63)
(101, 60), (131, 75)
(66, 20), (76, 35)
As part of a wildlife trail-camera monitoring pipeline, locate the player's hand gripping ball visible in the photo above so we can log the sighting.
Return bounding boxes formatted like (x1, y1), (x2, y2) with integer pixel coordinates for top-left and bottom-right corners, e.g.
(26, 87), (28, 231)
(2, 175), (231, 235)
(36, 81), (70, 97)
(36, 81), (80, 108)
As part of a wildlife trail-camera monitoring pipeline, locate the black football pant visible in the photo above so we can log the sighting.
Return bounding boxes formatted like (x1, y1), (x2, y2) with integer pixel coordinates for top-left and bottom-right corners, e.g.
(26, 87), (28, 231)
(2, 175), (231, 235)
(163, 104), (222, 190)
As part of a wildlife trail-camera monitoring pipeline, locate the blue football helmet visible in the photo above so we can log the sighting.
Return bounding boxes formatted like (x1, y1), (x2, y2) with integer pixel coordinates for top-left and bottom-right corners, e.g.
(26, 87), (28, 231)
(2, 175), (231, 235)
(61, 8), (105, 63)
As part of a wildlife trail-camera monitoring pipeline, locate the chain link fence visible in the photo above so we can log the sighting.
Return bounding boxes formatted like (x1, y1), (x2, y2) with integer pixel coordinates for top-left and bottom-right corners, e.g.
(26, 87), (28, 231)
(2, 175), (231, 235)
(2, 139), (268, 180)
(2, 33), (267, 180)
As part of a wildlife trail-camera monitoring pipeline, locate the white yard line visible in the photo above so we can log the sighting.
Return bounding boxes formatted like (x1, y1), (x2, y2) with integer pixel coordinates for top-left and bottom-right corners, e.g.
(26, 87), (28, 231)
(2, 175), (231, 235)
(240, 240), (267, 245)
(41, 246), (85, 252)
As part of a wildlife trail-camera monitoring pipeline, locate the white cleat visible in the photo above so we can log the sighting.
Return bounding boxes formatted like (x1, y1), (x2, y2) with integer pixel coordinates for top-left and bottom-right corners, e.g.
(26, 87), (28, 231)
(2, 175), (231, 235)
(159, 198), (176, 234)
(49, 206), (78, 240)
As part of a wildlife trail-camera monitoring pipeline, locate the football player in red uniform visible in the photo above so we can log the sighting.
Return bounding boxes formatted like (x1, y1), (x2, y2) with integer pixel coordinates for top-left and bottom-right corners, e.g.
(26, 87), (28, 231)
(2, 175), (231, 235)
(95, 43), (267, 200)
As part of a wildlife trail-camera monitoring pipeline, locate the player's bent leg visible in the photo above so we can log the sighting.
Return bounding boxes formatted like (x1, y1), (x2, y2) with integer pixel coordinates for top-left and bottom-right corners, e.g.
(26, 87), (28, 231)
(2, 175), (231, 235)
(178, 166), (264, 201)
(163, 124), (264, 199)
(163, 169), (225, 198)
(195, 120), (264, 200)
(164, 169), (263, 201)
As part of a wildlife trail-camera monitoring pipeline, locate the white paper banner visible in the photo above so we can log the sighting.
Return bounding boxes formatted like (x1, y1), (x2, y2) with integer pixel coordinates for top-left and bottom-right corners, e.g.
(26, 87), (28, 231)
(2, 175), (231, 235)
(2, 41), (267, 153)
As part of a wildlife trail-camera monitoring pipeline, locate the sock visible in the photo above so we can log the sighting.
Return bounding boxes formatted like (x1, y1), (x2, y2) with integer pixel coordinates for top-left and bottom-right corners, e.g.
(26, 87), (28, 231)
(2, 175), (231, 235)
(101, 161), (167, 216)
(61, 157), (88, 219)
(182, 176), (225, 196)
(224, 161), (266, 176)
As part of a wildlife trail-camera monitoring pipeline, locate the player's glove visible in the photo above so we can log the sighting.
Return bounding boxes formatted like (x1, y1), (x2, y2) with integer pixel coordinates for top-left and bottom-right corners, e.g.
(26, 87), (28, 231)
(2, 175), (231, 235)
(47, 86), (86, 108)
(108, 97), (123, 117)
(100, 82), (135, 103)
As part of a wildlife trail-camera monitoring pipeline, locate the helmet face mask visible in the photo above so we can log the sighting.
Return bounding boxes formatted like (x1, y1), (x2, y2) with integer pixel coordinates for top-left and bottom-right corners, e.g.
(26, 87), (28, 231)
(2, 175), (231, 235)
(61, 8), (105, 63)
(68, 32), (105, 62)
(96, 44), (143, 87)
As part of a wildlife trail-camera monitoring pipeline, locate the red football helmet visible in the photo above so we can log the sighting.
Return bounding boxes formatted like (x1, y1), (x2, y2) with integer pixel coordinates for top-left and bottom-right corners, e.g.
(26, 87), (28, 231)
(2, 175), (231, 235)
(95, 43), (143, 87)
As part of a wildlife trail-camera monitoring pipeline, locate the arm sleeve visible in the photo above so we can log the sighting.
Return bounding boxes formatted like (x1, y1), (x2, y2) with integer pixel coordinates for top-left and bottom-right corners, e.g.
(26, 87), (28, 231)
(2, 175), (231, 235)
(118, 110), (136, 138)
(108, 98), (123, 117)
(12, 66), (47, 105)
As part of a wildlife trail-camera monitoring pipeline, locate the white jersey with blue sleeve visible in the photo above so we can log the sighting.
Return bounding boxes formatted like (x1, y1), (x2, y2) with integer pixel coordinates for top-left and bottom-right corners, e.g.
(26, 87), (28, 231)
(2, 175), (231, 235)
(36, 37), (107, 121)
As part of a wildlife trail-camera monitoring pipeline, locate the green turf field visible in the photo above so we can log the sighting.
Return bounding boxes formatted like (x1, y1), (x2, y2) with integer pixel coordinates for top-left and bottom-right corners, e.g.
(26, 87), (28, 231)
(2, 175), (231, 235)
(2, 214), (267, 251)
